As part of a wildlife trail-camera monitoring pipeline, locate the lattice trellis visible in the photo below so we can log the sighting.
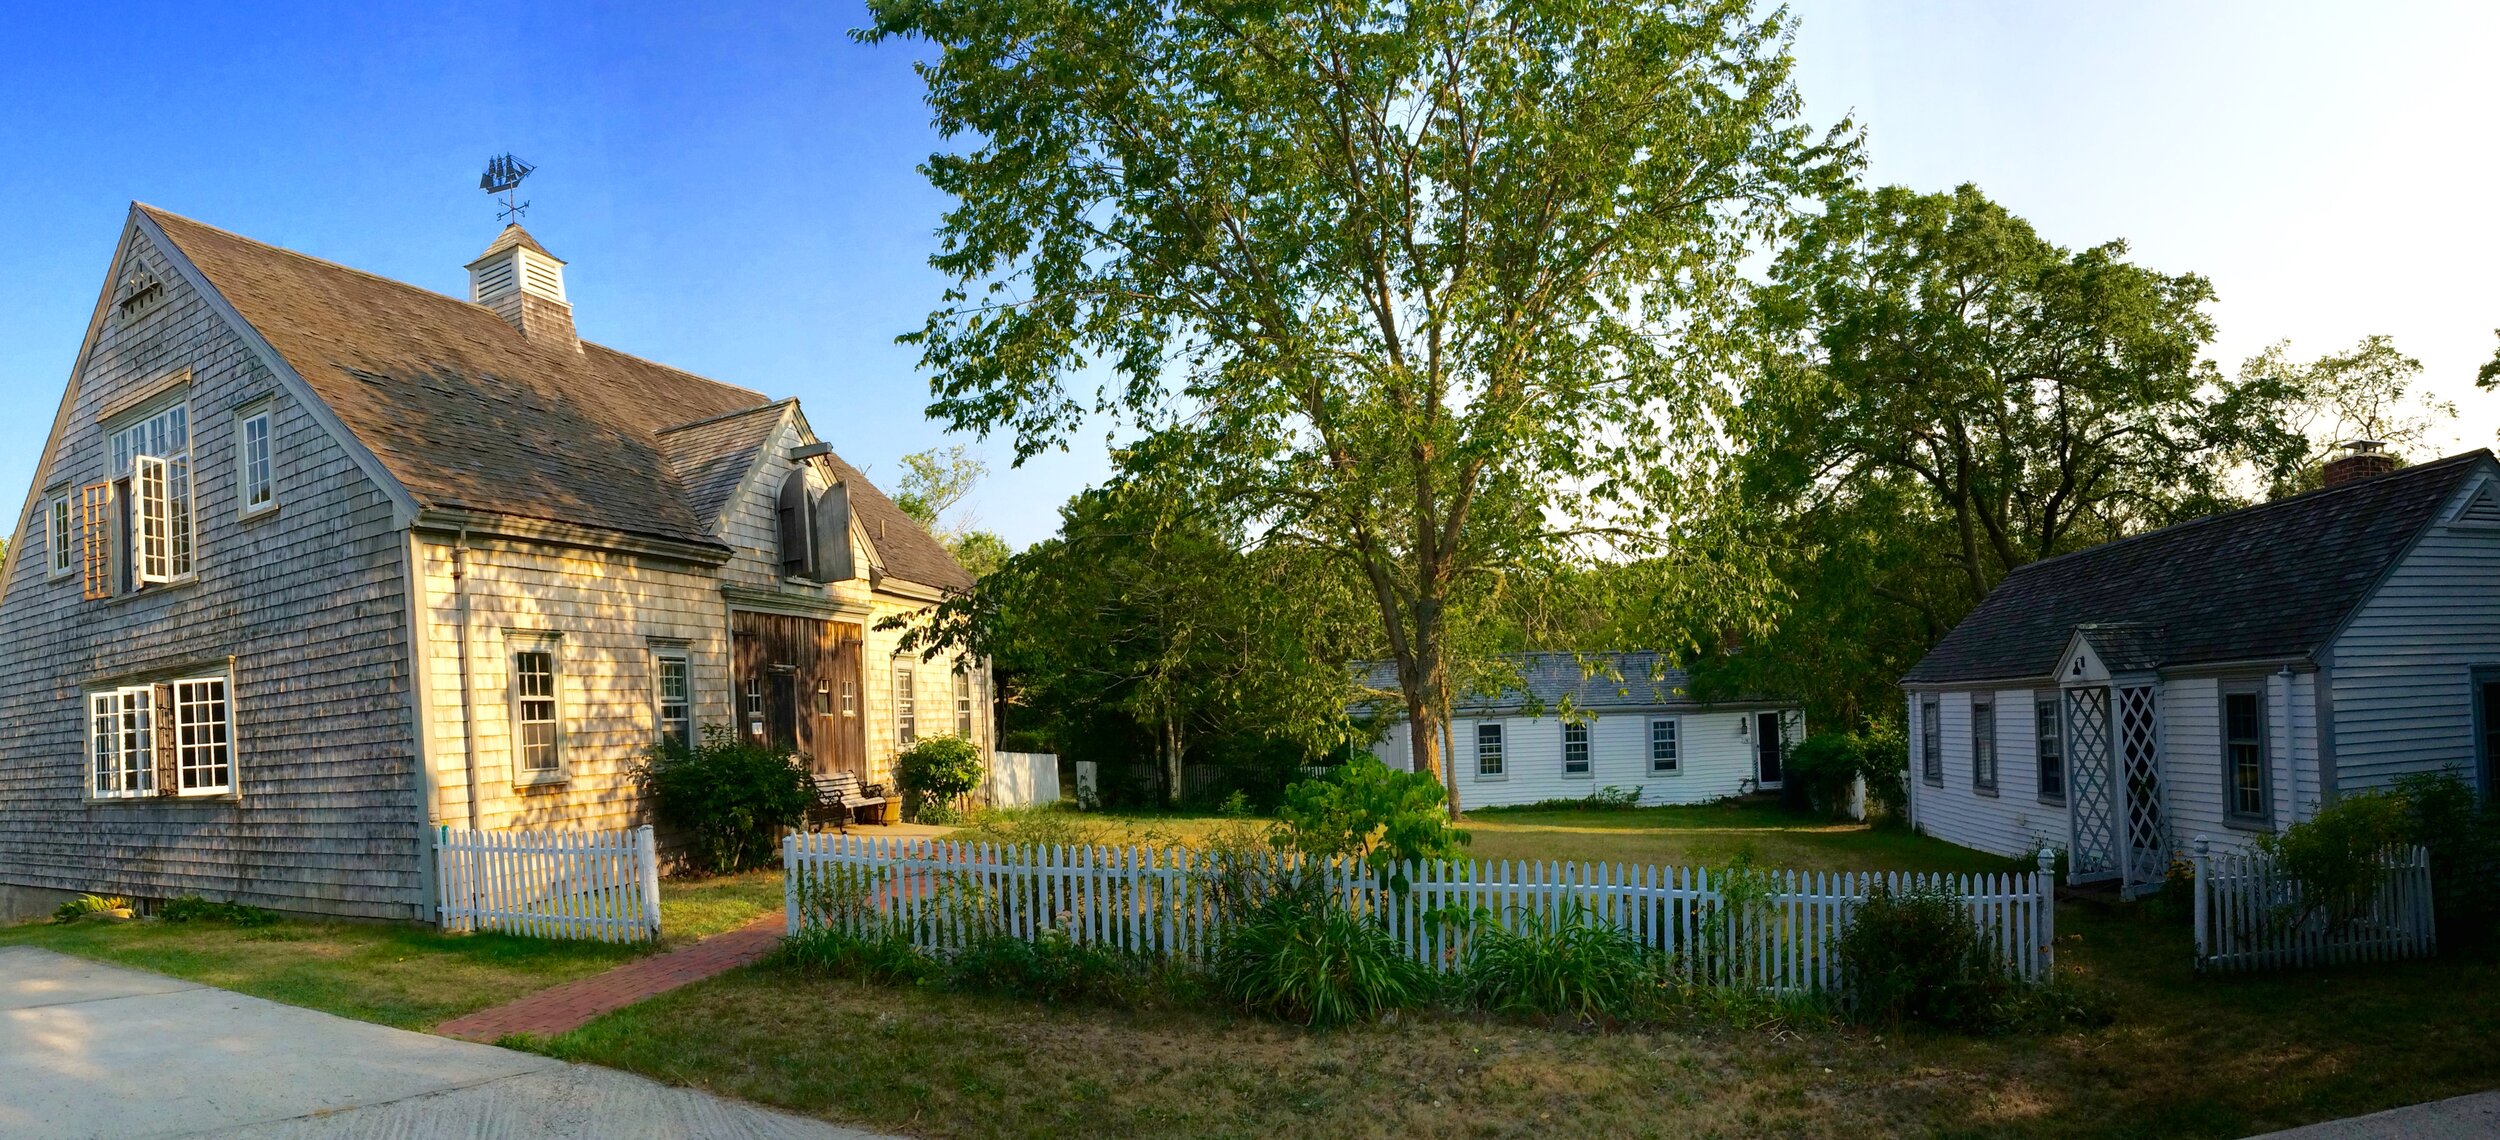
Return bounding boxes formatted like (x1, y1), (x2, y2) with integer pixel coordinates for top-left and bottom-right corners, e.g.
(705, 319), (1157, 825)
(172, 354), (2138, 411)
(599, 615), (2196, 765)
(2118, 684), (2166, 892)
(2064, 686), (2118, 883)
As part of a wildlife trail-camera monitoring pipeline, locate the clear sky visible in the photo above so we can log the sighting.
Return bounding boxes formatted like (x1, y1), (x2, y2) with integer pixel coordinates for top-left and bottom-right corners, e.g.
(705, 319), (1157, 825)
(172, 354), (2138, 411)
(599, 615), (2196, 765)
(4, 2), (2495, 549)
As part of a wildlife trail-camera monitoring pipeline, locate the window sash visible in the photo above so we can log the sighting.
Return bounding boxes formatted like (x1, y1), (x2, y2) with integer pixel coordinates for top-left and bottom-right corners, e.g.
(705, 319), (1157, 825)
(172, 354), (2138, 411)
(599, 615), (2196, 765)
(1562, 723), (1589, 774)
(2223, 690), (2268, 820)
(89, 688), (154, 798)
(841, 680), (857, 718)
(112, 403), (193, 581)
(514, 650), (560, 774)
(1920, 699), (1943, 782)
(656, 655), (691, 746)
(895, 666), (917, 745)
(239, 412), (274, 512)
(1475, 723), (1504, 776)
(1971, 701), (1997, 790)
(2035, 697), (2064, 801)
(173, 678), (232, 794)
(955, 672), (974, 738)
(1649, 718), (1680, 773)
(134, 454), (174, 583)
(48, 497), (71, 575)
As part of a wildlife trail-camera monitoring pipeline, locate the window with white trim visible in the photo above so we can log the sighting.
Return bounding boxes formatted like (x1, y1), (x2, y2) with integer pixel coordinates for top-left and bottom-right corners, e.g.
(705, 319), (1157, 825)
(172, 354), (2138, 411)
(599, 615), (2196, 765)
(89, 687), (154, 798)
(955, 671), (975, 739)
(1971, 699), (1997, 793)
(513, 649), (562, 778)
(743, 677), (765, 741)
(1562, 722), (1590, 776)
(1920, 697), (1943, 784)
(109, 401), (193, 584)
(172, 678), (233, 794)
(237, 408), (275, 516)
(1475, 722), (1505, 777)
(2223, 685), (2269, 824)
(841, 679), (857, 719)
(87, 674), (231, 799)
(894, 662), (917, 745)
(47, 495), (72, 578)
(2035, 696), (2064, 803)
(654, 651), (691, 747)
(1649, 718), (1681, 774)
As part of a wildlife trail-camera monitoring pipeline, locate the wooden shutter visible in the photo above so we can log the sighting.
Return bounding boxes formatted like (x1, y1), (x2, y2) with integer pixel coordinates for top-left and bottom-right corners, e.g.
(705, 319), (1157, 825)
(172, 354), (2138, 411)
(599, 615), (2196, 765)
(814, 482), (853, 581)
(134, 455), (172, 584)
(79, 482), (113, 600)
(153, 682), (178, 795)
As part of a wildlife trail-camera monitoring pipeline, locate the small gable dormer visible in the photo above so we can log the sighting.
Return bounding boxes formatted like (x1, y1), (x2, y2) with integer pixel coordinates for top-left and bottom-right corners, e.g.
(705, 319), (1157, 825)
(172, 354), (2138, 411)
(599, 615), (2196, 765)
(465, 224), (576, 350)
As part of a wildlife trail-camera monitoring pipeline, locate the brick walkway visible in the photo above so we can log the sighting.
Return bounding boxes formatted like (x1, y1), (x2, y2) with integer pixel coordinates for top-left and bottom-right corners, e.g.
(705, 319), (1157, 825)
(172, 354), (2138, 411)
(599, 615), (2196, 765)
(435, 913), (785, 1043)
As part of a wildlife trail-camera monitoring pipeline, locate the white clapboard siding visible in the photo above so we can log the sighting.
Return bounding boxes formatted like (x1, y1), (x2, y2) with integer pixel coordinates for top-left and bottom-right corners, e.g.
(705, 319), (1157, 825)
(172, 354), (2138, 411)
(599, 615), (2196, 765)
(784, 834), (2058, 992)
(435, 825), (661, 943)
(2191, 838), (2435, 972)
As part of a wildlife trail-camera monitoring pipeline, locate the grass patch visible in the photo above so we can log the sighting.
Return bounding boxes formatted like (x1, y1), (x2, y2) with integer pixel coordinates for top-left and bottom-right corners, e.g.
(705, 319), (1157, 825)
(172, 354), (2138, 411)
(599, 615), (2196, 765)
(541, 903), (2500, 1139)
(0, 871), (787, 1030)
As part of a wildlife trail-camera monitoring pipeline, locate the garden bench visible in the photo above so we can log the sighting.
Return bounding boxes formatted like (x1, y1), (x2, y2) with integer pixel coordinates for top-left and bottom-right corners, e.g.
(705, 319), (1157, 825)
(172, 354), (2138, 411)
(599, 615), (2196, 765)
(806, 772), (890, 831)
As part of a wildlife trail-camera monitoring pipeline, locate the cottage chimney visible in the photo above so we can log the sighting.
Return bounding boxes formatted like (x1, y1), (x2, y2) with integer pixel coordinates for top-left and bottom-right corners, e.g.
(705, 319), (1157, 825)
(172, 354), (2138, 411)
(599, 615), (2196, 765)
(2322, 439), (2399, 488)
(465, 224), (577, 350)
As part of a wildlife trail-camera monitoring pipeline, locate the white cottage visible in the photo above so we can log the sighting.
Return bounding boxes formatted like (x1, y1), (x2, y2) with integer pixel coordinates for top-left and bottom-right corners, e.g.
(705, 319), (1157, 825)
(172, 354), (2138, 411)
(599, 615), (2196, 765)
(1900, 447), (2500, 895)
(1365, 652), (1803, 809)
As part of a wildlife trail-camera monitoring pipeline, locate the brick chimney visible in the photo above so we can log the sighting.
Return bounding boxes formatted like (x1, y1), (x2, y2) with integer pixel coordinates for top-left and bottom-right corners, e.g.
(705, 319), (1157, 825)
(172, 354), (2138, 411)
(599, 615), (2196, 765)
(2322, 439), (2398, 488)
(465, 224), (578, 350)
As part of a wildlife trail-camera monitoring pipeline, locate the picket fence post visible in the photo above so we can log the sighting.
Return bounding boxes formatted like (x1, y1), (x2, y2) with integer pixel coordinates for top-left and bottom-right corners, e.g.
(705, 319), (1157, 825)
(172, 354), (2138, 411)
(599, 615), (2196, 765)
(2035, 846), (2057, 978)
(2189, 835), (2211, 967)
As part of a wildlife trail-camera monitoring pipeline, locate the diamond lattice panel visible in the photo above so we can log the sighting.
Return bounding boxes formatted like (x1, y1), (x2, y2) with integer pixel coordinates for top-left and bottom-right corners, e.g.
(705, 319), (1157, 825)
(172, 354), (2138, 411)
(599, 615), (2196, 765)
(2065, 686), (2117, 882)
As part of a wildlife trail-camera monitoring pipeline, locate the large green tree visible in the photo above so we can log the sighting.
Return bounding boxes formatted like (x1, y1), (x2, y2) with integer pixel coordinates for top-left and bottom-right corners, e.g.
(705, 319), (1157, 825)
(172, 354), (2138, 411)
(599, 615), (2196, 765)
(864, 0), (1852, 793)
(2240, 334), (2457, 496)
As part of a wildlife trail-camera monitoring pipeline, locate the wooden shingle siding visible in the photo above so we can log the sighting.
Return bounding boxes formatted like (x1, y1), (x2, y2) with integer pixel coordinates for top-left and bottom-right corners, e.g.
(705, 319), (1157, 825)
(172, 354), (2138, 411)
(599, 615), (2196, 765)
(1906, 688), (2070, 859)
(0, 230), (421, 919)
(416, 539), (733, 833)
(2328, 489), (2500, 795)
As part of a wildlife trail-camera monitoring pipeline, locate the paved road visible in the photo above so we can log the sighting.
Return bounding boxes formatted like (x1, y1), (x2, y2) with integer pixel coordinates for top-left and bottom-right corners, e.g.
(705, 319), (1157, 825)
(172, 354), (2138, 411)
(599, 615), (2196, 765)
(0, 945), (892, 1139)
(2249, 1090), (2500, 1139)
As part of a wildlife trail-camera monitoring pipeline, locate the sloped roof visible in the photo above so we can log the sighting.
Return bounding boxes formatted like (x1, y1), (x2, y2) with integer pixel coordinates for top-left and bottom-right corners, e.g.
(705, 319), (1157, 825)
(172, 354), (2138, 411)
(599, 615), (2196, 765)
(1903, 452), (2497, 684)
(658, 401), (791, 531)
(1357, 651), (1720, 714)
(2075, 623), (2165, 674)
(468, 224), (559, 266)
(819, 449), (974, 593)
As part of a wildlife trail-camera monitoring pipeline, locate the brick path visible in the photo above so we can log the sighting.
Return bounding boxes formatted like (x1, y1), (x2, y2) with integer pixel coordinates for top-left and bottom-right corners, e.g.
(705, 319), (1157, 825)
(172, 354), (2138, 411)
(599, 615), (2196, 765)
(435, 913), (785, 1043)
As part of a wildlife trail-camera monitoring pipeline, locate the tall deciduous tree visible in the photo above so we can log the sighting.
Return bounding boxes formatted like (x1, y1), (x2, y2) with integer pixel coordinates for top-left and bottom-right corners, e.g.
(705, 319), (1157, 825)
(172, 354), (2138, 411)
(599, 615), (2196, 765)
(2240, 335), (2458, 496)
(864, 0), (1852, 794)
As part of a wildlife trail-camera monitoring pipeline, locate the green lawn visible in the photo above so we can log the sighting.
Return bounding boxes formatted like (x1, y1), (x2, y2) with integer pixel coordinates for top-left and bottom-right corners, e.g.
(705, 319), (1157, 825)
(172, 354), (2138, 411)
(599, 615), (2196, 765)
(0, 870), (784, 1030)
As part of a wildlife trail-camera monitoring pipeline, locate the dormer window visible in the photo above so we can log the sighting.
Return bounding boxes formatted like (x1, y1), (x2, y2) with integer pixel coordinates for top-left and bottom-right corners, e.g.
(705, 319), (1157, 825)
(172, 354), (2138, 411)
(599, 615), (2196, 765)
(113, 267), (165, 324)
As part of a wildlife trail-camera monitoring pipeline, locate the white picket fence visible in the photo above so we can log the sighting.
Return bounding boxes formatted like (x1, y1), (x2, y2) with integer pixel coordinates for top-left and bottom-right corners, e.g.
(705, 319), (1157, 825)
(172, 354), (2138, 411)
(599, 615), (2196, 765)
(2191, 836), (2435, 972)
(435, 824), (662, 943)
(784, 834), (2058, 991)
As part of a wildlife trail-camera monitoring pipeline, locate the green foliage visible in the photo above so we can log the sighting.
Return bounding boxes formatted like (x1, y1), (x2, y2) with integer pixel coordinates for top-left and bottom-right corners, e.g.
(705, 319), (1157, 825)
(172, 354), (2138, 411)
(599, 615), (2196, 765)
(1478, 786), (1647, 813)
(637, 725), (812, 875)
(892, 444), (986, 530)
(1832, 883), (2016, 1030)
(1782, 724), (1905, 820)
(1272, 759), (1468, 892)
(775, 926), (941, 986)
(2257, 792), (2417, 932)
(1460, 902), (1660, 1023)
(2393, 771), (2500, 947)
(943, 930), (1153, 1006)
(1212, 883), (1435, 1028)
(50, 894), (131, 925)
(895, 733), (984, 824)
(159, 895), (279, 927)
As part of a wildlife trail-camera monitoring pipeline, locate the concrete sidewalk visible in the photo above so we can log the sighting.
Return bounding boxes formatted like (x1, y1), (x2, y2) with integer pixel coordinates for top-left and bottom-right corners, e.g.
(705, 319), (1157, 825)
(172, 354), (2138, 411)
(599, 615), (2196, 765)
(2247, 1090), (2500, 1139)
(0, 945), (891, 1139)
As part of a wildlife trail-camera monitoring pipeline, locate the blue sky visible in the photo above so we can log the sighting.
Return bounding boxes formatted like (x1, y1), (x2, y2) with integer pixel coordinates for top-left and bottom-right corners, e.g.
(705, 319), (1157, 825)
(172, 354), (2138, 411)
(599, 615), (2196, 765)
(4, 2), (2495, 549)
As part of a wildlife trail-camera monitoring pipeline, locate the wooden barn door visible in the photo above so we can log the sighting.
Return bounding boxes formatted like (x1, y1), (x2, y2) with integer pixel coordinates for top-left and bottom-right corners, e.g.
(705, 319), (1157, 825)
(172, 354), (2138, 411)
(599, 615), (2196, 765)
(732, 612), (867, 779)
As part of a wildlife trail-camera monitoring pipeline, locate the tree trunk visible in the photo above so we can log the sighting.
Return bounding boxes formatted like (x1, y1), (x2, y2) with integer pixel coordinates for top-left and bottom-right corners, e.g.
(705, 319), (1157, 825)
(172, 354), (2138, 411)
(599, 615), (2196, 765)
(1162, 711), (1183, 809)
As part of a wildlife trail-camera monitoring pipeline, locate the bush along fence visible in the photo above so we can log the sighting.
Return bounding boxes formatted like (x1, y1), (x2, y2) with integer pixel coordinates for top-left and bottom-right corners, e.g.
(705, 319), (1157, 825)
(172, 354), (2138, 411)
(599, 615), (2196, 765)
(435, 824), (662, 943)
(2191, 836), (2435, 972)
(784, 833), (2057, 992)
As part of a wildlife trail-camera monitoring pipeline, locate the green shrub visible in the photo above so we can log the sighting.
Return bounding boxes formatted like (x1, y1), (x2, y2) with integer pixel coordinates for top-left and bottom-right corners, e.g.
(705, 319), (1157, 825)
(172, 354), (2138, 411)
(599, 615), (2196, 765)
(159, 895), (279, 926)
(944, 929), (1142, 1004)
(637, 725), (811, 875)
(1273, 757), (1468, 893)
(2394, 770), (2500, 947)
(1783, 723), (1907, 820)
(775, 925), (941, 985)
(2257, 791), (2416, 933)
(49, 894), (131, 925)
(1832, 882), (2014, 1030)
(896, 735), (985, 822)
(1481, 786), (1645, 812)
(1212, 882), (1435, 1028)
(1461, 901), (1660, 1023)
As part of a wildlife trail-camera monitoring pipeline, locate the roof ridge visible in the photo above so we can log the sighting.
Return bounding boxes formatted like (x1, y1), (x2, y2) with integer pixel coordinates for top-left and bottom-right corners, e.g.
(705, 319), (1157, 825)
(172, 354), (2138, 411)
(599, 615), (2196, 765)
(655, 397), (793, 436)
(2003, 450), (2493, 580)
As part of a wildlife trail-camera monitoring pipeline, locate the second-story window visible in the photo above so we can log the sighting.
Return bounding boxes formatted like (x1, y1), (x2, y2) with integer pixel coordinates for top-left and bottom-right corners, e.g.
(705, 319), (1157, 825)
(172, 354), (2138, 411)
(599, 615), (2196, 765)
(237, 409), (275, 516)
(107, 400), (194, 585)
(47, 495), (72, 578)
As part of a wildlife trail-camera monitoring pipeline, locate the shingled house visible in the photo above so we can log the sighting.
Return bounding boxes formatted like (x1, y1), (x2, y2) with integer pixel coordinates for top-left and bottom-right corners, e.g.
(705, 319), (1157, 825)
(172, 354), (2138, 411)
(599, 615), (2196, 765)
(1901, 447), (2500, 896)
(0, 205), (989, 920)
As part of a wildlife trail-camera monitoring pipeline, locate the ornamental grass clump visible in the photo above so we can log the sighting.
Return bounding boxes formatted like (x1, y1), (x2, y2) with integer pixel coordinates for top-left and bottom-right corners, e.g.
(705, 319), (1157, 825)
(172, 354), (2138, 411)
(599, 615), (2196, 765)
(1211, 880), (1435, 1028)
(1460, 900), (1662, 1024)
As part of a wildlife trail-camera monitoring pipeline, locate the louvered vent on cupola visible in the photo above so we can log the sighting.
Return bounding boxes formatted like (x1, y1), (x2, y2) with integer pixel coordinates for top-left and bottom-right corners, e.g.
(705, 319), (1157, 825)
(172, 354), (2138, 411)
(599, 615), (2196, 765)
(2450, 481), (2500, 529)
(464, 224), (577, 349)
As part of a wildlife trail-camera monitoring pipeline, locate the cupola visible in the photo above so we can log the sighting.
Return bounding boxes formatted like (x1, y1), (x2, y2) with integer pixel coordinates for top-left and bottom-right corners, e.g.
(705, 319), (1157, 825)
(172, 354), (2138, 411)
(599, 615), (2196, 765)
(465, 224), (577, 349)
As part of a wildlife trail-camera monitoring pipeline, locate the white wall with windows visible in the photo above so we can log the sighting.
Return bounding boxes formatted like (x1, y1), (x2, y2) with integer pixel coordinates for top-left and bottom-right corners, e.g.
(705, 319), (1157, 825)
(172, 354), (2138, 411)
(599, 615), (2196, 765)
(1371, 707), (1798, 808)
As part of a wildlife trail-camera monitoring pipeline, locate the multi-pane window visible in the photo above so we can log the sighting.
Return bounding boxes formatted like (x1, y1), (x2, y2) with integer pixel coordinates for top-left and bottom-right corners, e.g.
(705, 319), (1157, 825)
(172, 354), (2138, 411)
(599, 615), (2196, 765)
(1649, 718), (1681, 773)
(1562, 722), (1590, 775)
(894, 664), (917, 745)
(2224, 688), (2268, 822)
(1920, 698), (1943, 784)
(48, 496), (72, 577)
(655, 653), (690, 747)
(237, 409), (274, 515)
(173, 678), (232, 793)
(89, 687), (154, 798)
(955, 671), (975, 739)
(841, 679), (857, 718)
(2035, 697), (2064, 802)
(743, 678), (764, 741)
(514, 650), (560, 775)
(109, 402), (193, 583)
(814, 680), (834, 717)
(1475, 723), (1505, 777)
(1971, 699), (1997, 792)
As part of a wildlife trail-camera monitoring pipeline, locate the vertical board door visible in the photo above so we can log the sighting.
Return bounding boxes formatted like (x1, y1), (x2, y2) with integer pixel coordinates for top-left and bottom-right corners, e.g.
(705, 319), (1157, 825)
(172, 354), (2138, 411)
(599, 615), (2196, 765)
(732, 611), (866, 778)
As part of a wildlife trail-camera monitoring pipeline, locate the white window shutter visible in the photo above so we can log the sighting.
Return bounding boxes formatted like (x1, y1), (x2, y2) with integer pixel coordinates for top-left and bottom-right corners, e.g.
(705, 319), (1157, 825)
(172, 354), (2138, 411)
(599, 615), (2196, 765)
(134, 454), (173, 583)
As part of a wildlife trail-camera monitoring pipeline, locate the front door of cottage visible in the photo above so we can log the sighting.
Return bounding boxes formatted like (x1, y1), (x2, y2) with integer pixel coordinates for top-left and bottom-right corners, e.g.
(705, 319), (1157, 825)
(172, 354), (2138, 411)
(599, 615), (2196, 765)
(731, 611), (866, 779)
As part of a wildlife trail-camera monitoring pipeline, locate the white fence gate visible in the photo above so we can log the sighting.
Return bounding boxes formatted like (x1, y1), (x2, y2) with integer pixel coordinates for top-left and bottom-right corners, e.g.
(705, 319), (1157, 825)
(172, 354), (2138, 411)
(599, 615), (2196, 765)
(435, 824), (662, 943)
(785, 834), (2058, 991)
(2191, 836), (2435, 972)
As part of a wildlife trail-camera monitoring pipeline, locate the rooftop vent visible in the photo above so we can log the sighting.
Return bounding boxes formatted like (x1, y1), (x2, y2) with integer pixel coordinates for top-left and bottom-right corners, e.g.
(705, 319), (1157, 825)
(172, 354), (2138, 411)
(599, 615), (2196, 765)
(2322, 439), (2399, 488)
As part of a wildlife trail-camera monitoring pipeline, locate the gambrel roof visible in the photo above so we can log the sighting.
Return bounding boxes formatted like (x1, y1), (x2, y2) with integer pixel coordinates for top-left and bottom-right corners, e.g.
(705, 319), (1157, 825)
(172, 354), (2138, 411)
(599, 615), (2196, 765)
(1902, 451), (2499, 684)
(139, 206), (972, 590)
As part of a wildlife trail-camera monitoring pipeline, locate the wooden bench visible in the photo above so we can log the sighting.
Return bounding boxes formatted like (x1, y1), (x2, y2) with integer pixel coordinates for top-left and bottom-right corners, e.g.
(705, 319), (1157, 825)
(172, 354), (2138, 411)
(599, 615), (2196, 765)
(806, 772), (890, 831)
